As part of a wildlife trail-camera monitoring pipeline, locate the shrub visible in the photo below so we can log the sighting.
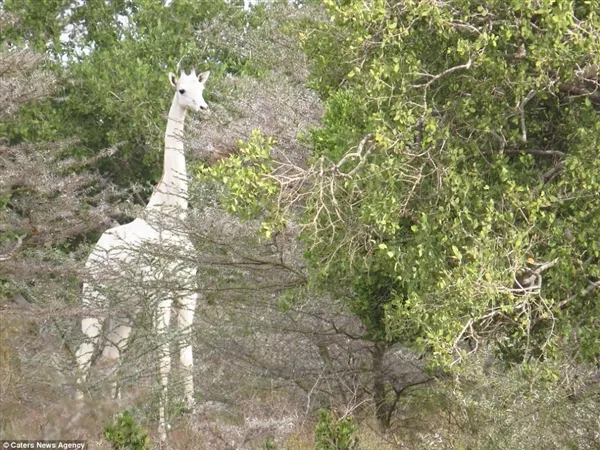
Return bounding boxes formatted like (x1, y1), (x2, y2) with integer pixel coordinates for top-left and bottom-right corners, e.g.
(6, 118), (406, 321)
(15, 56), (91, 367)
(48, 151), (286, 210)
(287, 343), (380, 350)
(104, 411), (151, 450)
(314, 409), (358, 450)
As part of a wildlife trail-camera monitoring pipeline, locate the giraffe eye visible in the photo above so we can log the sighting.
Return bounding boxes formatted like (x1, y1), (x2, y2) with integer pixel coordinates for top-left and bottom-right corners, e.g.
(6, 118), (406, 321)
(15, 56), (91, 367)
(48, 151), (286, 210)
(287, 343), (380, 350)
(178, 89), (185, 94)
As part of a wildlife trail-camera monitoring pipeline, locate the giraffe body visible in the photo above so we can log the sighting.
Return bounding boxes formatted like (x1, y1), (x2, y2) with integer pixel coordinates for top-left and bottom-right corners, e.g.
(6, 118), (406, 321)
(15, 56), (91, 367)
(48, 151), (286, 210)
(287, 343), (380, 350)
(75, 69), (209, 440)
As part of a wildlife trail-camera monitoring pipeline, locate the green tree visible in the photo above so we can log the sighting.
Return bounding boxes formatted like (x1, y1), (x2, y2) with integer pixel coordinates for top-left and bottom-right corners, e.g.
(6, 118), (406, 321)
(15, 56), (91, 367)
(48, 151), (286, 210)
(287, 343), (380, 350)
(205, 0), (600, 428)
(306, 0), (600, 362)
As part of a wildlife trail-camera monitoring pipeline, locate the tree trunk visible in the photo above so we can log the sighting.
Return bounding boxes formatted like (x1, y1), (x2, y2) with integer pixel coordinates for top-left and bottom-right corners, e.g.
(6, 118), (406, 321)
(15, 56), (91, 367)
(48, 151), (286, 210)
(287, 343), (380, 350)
(372, 341), (391, 430)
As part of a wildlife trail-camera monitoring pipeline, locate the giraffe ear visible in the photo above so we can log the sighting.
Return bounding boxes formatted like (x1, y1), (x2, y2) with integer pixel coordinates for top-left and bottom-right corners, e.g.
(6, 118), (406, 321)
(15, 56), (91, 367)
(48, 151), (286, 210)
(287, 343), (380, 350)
(168, 72), (177, 87)
(198, 70), (210, 84)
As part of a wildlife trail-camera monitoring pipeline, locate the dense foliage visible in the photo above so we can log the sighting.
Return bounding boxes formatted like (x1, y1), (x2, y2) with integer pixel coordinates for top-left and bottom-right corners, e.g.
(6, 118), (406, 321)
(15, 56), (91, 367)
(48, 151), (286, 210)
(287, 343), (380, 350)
(213, 0), (600, 368)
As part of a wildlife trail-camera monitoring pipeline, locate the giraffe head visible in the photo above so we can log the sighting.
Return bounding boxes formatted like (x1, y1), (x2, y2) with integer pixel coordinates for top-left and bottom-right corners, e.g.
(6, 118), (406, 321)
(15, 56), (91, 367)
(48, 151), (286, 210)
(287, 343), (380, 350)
(168, 69), (210, 112)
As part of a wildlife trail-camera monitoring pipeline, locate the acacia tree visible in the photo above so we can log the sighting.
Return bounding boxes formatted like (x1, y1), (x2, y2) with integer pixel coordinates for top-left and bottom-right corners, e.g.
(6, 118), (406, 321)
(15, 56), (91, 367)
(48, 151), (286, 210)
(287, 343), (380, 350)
(0, 13), (119, 291)
(0, 12), (137, 438)
(206, 0), (600, 429)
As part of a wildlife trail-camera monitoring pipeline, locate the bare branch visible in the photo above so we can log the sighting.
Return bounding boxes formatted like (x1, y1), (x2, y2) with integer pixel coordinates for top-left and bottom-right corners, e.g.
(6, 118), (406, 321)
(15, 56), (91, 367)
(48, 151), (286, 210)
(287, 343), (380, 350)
(411, 58), (472, 89)
(542, 161), (566, 182)
(332, 134), (374, 177)
(558, 83), (600, 104)
(557, 279), (600, 309)
(506, 148), (566, 158)
(0, 235), (24, 261)
(519, 90), (536, 143)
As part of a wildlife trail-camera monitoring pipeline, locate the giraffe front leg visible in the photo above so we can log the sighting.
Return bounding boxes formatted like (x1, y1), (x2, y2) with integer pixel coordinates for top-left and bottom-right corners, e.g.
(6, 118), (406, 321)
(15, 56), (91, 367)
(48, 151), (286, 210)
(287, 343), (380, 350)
(176, 292), (197, 408)
(75, 316), (103, 400)
(156, 298), (172, 441)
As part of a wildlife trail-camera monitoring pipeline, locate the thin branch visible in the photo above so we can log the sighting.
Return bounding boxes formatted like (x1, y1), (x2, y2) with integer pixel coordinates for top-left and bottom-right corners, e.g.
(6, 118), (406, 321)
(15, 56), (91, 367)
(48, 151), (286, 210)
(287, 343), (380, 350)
(556, 279), (600, 309)
(530, 258), (559, 274)
(558, 83), (600, 105)
(448, 21), (482, 35)
(384, 377), (435, 427)
(543, 161), (566, 182)
(0, 235), (24, 261)
(332, 134), (374, 177)
(519, 90), (536, 143)
(506, 148), (566, 158)
(411, 58), (472, 89)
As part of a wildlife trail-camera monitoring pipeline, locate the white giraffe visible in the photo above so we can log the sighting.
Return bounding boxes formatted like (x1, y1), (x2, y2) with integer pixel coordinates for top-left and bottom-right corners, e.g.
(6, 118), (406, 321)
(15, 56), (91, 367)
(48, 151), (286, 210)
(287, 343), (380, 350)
(75, 68), (210, 440)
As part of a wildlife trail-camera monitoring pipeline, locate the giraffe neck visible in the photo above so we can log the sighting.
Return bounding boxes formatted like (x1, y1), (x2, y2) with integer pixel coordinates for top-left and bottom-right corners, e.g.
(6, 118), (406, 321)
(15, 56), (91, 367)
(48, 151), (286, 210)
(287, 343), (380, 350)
(147, 95), (188, 210)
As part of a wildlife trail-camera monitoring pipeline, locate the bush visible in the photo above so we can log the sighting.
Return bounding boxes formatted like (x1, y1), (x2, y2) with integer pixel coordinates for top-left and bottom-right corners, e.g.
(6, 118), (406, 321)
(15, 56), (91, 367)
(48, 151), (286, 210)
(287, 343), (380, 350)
(414, 355), (600, 450)
(314, 409), (358, 450)
(104, 411), (151, 450)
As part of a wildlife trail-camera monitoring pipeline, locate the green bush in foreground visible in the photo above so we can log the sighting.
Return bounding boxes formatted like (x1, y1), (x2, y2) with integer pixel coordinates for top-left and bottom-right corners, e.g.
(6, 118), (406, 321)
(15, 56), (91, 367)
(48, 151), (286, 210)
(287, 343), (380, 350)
(315, 409), (358, 450)
(104, 411), (151, 450)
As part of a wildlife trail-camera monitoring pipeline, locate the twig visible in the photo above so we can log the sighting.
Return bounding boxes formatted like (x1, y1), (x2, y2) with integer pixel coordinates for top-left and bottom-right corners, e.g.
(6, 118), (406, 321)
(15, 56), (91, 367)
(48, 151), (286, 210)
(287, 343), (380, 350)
(543, 161), (565, 182)
(558, 83), (600, 105)
(0, 235), (24, 261)
(556, 279), (600, 309)
(176, 55), (185, 74)
(453, 318), (474, 351)
(411, 58), (472, 89)
(519, 90), (536, 143)
(530, 258), (559, 274)
(449, 21), (482, 35)
(108, 91), (123, 102)
(506, 148), (565, 158)
(332, 134), (373, 177)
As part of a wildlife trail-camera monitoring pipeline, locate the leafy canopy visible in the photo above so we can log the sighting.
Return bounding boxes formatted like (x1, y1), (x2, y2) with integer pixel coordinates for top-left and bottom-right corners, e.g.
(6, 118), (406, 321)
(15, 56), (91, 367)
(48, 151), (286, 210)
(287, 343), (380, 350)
(207, 0), (600, 366)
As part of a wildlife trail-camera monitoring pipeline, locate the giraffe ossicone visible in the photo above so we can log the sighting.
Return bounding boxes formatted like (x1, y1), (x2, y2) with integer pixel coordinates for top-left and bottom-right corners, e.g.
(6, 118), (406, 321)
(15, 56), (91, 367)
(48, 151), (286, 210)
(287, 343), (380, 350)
(75, 67), (210, 441)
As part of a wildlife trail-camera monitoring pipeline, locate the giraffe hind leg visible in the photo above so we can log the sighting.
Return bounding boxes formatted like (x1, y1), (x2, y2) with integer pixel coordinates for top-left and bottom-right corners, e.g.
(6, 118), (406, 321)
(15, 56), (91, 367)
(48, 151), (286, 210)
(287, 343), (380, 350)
(101, 317), (132, 400)
(175, 292), (197, 409)
(156, 298), (172, 441)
